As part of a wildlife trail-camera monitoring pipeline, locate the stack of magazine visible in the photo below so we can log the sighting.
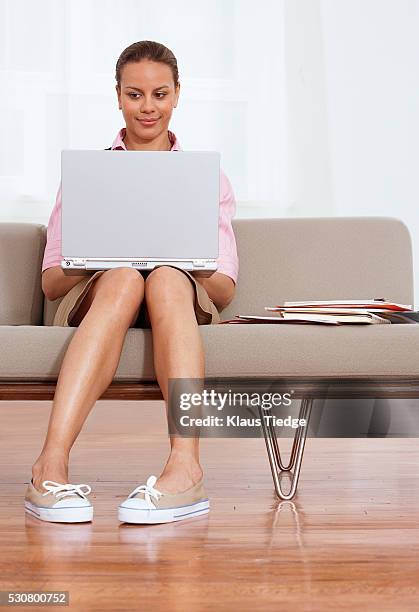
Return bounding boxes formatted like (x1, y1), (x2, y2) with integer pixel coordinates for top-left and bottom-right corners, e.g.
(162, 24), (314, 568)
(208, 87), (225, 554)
(220, 299), (419, 326)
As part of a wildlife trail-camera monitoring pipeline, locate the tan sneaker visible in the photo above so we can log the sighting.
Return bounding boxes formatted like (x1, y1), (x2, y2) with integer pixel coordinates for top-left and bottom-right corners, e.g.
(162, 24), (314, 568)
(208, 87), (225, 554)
(118, 475), (209, 524)
(24, 479), (93, 523)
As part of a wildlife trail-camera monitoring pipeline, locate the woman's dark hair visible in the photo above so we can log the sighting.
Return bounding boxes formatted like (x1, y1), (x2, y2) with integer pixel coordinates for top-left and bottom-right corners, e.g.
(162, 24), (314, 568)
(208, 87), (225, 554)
(115, 40), (179, 89)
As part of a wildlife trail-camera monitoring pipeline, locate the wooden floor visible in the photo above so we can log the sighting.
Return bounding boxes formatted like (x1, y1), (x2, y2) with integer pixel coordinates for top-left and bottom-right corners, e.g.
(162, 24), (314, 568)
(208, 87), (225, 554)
(1, 400), (419, 612)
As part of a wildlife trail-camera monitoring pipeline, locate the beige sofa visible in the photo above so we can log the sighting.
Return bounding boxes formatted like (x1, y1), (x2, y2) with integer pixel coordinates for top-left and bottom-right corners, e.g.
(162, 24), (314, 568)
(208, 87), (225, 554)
(1, 217), (417, 499)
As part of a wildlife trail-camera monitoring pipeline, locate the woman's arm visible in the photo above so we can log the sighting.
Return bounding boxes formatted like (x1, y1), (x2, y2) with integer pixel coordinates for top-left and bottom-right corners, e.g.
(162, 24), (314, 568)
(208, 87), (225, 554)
(42, 266), (87, 301)
(201, 170), (238, 310)
(194, 271), (235, 311)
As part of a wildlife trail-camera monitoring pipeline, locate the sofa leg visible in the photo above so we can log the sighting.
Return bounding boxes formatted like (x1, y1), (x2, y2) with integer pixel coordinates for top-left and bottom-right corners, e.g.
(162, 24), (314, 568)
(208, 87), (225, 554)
(259, 398), (313, 501)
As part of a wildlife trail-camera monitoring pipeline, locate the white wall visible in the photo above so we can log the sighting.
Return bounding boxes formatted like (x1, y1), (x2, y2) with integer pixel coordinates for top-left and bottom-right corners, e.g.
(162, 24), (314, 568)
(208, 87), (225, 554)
(241, 0), (418, 304)
(319, 0), (419, 304)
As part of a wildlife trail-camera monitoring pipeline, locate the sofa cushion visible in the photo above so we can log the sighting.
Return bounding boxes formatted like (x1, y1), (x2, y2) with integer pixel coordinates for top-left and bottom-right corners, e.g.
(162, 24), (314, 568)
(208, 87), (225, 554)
(1, 324), (419, 381)
(0, 223), (45, 325)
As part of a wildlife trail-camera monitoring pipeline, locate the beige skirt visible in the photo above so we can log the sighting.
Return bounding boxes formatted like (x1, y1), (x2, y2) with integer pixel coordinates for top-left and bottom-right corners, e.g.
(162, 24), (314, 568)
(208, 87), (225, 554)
(52, 267), (221, 328)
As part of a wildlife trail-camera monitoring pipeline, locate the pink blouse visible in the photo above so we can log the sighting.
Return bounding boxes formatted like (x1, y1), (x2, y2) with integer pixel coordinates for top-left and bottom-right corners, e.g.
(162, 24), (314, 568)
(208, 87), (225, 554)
(41, 128), (239, 284)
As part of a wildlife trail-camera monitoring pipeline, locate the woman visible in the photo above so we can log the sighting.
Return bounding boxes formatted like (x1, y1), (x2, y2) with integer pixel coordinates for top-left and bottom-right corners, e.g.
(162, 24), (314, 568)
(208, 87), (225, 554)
(24, 40), (239, 524)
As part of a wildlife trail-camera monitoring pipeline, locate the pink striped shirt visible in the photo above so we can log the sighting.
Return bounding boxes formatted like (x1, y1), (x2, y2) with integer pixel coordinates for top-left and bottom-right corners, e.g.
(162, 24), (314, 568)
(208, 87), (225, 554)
(41, 128), (239, 283)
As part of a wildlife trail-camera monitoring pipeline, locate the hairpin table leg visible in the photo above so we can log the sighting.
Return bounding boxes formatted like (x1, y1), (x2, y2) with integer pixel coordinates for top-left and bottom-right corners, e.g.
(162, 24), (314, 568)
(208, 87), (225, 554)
(259, 398), (313, 501)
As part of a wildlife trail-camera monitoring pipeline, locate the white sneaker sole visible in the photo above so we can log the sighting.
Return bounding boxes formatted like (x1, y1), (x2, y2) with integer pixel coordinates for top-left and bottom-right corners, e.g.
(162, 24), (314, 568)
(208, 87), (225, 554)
(118, 499), (210, 524)
(24, 500), (93, 523)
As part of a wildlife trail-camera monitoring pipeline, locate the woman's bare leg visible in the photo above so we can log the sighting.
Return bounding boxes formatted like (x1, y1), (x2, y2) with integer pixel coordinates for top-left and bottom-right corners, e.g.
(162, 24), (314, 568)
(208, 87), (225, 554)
(31, 268), (144, 492)
(144, 267), (205, 494)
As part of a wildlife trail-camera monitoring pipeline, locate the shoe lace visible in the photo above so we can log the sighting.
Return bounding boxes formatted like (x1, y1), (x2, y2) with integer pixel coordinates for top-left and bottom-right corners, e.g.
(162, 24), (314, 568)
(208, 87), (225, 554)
(41, 480), (92, 500)
(128, 475), (162, 504)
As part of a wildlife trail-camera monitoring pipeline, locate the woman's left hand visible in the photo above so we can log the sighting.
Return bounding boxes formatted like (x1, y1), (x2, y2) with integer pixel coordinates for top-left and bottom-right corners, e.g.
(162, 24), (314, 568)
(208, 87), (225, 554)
(193, 271), (235, 311)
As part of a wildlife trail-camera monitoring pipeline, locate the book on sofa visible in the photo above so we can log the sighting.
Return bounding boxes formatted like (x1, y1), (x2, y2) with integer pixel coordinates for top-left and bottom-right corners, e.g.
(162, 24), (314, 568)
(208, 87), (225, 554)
(220, 299), (417, 326)
(276, 299), (412, 311)
(220, 313), (390, 325)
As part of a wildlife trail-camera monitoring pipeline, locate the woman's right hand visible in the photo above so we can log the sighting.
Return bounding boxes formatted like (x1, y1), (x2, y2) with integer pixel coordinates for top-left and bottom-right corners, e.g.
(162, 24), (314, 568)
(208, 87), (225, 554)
(42, 266), (87, 301)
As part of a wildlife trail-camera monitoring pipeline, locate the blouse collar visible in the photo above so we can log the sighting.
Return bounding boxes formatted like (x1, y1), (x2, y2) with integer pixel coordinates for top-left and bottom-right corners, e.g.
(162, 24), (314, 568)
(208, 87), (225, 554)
(110, 127), (181, 151)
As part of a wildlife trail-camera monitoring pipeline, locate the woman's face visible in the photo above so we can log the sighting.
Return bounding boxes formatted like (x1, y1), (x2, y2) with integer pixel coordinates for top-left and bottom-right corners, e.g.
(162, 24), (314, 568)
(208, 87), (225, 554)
(116, 60), (180, 142)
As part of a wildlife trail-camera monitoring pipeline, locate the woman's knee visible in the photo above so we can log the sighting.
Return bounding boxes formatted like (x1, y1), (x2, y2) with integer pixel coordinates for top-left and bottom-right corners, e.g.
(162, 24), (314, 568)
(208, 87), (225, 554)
(144, 266), (194, 306)
(71, 268), (144, 326)
(96, 268), (145, 302)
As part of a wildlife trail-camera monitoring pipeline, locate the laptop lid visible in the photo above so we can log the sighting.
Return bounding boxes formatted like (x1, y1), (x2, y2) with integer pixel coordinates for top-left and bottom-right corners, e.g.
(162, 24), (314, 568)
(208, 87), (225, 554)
(61, 150), (220, 261)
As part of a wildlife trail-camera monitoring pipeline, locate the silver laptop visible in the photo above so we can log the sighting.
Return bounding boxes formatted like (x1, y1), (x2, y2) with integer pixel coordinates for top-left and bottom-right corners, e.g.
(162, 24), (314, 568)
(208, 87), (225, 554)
(60, 149), (220, 276)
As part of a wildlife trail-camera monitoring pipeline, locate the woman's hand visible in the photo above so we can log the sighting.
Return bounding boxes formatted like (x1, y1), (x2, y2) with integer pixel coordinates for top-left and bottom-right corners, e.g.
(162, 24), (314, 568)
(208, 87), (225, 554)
(42, 266), (87, 301)
(193, 271), (235, 311)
